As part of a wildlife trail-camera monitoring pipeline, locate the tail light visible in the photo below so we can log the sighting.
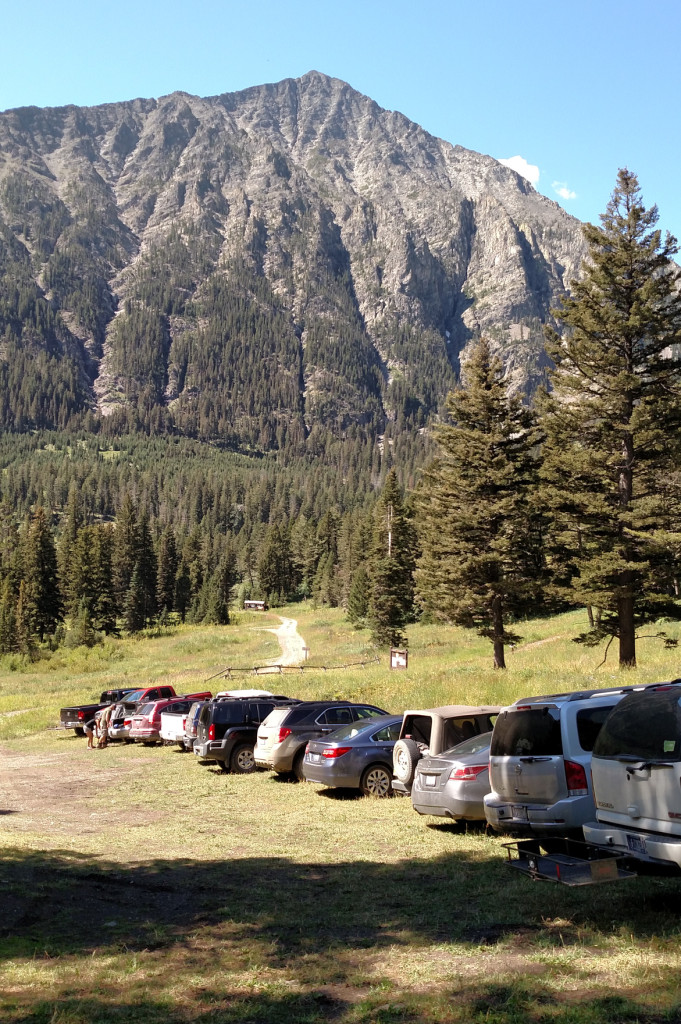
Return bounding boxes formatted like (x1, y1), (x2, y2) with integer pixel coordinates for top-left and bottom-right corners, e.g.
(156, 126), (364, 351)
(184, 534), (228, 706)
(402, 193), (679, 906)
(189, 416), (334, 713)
(322, 746), (351, 759)
(124, 719), (131, 727)
(182, 717), (187, 728)
(208, 724), (216, 741)
(78, 710), (85, 720)
(450, 764), (488, 781)
(276, 728), (292, 743)
(565, 759), (588, 796)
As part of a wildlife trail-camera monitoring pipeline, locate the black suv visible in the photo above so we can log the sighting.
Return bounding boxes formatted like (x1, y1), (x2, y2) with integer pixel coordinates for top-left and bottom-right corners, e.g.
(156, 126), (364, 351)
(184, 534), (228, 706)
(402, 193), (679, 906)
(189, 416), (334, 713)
(193, 696), (299, 774)
(254, 701), (389, 779)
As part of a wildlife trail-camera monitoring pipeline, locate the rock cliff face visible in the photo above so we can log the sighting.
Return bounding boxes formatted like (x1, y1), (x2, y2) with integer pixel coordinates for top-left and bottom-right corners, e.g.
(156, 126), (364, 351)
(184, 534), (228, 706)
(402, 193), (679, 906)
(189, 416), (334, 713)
(0, 71), (587, 445)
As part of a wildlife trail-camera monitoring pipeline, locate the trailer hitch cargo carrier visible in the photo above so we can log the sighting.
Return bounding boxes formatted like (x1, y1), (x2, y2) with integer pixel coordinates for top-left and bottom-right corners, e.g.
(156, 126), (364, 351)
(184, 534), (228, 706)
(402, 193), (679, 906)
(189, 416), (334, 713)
(503, 838), (637, 886)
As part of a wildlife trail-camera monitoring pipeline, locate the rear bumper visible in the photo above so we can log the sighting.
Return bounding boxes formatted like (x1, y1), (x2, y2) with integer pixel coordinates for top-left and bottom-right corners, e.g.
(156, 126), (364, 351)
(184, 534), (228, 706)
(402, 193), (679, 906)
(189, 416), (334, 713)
(412, 790), (483, 820)
(484, 794), (591, 835)
(391, 779), (410, 796)
(194, 740), (222, 760)
(583, 821), (681, 870)
(303, 760), (361, 788)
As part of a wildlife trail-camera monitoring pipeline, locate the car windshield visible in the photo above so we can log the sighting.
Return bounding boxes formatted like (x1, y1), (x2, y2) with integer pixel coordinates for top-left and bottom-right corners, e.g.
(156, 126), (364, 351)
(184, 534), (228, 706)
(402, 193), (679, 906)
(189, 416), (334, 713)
(124, 690), (146, 703)
(441, 731), (493, 759)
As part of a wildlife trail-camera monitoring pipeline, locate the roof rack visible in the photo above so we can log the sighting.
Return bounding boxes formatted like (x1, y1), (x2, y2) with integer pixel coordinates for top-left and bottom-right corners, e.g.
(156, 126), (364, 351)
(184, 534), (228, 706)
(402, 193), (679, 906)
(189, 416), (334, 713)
(512, 679), (681, 706)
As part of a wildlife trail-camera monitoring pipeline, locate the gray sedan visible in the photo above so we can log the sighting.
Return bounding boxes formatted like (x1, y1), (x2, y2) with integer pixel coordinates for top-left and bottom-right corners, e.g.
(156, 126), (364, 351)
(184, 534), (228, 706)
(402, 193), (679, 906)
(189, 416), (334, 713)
(303, 715), (403, 797)
(411, 731), (492, 821)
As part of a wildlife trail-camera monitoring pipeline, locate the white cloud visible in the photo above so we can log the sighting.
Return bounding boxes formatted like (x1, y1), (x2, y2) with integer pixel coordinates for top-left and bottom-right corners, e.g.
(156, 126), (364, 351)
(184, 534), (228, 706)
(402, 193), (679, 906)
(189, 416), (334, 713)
(552, 181), (577, 201)
(499, 155), (540, 186)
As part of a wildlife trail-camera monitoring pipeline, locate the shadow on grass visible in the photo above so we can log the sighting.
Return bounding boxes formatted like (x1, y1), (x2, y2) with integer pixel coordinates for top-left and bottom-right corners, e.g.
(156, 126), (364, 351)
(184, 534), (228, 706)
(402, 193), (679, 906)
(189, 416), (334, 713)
(3, 846), (681, 1023)
(3, 844), (681, 964)
(4, 981), (680, 1024)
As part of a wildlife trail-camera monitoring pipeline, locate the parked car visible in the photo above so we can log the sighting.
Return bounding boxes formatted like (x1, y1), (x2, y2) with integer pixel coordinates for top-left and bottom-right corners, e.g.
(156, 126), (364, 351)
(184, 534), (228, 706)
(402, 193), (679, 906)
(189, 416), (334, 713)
(255, 701), (389, 779)
(392, 705), (500, 795)
(484, 685), (638, 837)
(108, 685), (182, 741)
(193, 696), (299, 773)
(583, 682), (681, 870)
(303, 714), (403, 796)
(411, 731), (493, 821)
(130, 693), (212, 744)
(59, 688), (138, 735)
(160, 707), (192, 747)
(183, 700), (208, 752)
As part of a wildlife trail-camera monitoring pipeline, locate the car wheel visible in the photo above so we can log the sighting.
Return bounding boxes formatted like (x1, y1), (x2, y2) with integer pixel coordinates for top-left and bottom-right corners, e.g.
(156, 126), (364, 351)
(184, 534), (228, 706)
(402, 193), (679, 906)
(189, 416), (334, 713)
(361, 764), (392, 798)
(230, 743), (256, 774)
(293, 749), (306, 781)
(74, 727), (85, 737)
(393, 738), (422, 785)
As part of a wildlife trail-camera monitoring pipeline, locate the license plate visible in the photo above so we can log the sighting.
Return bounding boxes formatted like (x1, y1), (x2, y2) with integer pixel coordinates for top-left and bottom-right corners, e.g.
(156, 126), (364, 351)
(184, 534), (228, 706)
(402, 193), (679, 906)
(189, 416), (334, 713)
(308, 753), (321, 763)
(425, 775), (437, 787)
(626, 833), (647, 856)
(511, 805), (529, 820)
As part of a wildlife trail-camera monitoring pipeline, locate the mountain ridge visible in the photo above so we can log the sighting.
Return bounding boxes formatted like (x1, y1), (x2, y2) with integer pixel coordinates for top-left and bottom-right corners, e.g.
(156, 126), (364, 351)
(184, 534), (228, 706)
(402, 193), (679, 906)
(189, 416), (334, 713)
(0, 71), (587, 449)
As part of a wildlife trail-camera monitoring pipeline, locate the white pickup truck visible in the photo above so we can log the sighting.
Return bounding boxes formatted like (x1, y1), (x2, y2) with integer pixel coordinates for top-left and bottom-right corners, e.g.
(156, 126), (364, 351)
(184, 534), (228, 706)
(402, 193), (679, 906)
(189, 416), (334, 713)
(160, 708), (190, 748)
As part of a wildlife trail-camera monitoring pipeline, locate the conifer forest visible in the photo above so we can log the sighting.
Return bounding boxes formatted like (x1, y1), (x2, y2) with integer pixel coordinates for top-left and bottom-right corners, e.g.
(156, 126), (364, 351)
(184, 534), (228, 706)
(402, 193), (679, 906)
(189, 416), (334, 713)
(1, 93), (681, 674)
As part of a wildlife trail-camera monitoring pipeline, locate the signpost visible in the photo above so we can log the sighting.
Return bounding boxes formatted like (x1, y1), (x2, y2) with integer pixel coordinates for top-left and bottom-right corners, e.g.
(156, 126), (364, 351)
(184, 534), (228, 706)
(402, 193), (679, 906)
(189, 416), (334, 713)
(390, 648), (408, 670)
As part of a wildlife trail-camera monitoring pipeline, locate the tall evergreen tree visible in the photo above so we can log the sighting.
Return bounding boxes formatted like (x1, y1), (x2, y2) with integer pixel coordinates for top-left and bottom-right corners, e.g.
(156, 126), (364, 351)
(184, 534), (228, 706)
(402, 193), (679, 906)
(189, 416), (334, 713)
(415, 339), (542, 669)
(541, 169), (681, 667)
(156, 525), (178, 614)
(23, 506), (61, 641)
(135, 507), (158, 624)
(368, 469), (417, 647)
(113, 494), (138, 609)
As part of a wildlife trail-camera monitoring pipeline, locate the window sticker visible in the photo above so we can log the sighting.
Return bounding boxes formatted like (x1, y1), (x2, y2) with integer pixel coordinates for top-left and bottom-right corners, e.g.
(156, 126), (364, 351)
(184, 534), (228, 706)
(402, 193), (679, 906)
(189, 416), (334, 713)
(664, 740), (676, 753)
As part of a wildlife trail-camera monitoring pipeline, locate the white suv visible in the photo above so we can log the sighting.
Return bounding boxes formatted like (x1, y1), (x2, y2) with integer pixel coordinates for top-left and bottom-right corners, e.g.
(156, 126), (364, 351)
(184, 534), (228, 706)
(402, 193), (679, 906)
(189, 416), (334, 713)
(583, 683), (681, 869)
(484, 686), (634, 837)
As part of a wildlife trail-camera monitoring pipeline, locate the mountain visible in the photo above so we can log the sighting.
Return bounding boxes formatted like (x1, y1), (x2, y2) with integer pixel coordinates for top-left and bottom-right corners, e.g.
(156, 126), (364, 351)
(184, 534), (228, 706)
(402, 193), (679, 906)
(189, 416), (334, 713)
(0, 71), (586, 450)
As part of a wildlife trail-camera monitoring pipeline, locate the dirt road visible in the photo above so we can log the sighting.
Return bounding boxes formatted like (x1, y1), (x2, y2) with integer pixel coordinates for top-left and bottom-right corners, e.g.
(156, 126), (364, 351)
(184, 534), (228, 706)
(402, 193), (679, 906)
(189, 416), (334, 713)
(266, 616), (307, 666)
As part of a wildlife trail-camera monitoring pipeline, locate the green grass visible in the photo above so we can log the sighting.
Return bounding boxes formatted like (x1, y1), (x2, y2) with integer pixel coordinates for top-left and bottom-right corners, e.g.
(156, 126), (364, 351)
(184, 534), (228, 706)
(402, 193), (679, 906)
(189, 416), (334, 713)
(3, 605), (681, 1023)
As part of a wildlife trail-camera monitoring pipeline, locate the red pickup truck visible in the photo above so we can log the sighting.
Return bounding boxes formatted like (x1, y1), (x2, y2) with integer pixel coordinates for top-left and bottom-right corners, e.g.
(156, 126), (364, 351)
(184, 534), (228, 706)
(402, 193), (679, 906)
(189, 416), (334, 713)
(108, 686), (210, 741)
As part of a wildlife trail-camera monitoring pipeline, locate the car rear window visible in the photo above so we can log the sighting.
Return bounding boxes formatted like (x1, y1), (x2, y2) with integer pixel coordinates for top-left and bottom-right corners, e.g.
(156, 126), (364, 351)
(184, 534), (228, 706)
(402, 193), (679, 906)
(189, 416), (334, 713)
(575, 704), (616, 751)
(402, 715), (433, 745)
(274, 706), (316, 726)
(594, 691), (681, 761)
(490, 707), (563, 756)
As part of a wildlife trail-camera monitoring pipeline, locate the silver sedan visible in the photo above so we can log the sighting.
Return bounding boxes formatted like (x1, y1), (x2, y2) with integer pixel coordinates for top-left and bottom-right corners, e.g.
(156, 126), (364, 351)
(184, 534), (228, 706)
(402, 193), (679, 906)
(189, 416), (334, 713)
(411, 732), (492, 821)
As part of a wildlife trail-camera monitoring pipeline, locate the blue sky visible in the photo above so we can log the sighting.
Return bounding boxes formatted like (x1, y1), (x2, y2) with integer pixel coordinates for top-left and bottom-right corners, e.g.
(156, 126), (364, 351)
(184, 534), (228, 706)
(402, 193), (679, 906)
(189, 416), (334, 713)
(1, 0), (679, 239)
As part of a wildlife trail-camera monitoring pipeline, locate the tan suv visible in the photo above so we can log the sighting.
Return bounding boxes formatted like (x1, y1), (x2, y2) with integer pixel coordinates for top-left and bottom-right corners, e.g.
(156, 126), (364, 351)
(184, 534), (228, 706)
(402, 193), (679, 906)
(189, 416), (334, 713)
(255, 700), (388, 779)
(392, 705), (500, 795)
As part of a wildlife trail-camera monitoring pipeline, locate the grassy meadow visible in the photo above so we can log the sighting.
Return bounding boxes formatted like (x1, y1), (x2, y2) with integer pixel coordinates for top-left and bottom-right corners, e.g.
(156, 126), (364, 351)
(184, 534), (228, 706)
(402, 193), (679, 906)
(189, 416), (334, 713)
(3, 605), (681, 1023)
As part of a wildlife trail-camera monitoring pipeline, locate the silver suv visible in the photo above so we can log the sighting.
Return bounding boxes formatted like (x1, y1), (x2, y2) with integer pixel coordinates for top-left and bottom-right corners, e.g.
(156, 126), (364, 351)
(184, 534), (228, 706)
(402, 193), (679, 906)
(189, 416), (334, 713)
(484, 686), (635, 837)
(584, 682), (681, 869)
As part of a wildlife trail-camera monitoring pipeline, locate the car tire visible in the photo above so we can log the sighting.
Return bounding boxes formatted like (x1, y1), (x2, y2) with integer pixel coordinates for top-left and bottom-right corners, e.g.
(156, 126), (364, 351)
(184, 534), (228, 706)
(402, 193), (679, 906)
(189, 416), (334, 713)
(230, 743), (256, 774)
(361, 764), (392, 798)
(393, 739), (422, 785)
(74, 727), (85, 737)
(293, 749), (306, 781)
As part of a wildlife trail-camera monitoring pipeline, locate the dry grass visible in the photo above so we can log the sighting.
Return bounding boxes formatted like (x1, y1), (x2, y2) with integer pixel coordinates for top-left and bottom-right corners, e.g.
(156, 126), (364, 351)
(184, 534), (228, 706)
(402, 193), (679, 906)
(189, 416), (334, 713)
(3, 605), (681, 1022)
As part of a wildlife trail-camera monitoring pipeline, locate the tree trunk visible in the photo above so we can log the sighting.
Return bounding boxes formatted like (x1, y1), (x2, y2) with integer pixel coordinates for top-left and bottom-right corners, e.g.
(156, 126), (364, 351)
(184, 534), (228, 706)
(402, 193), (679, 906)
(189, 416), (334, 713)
(618, 592), (636, 668)
(492, 595), (506, 670)
(586, 605), (594, 628)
